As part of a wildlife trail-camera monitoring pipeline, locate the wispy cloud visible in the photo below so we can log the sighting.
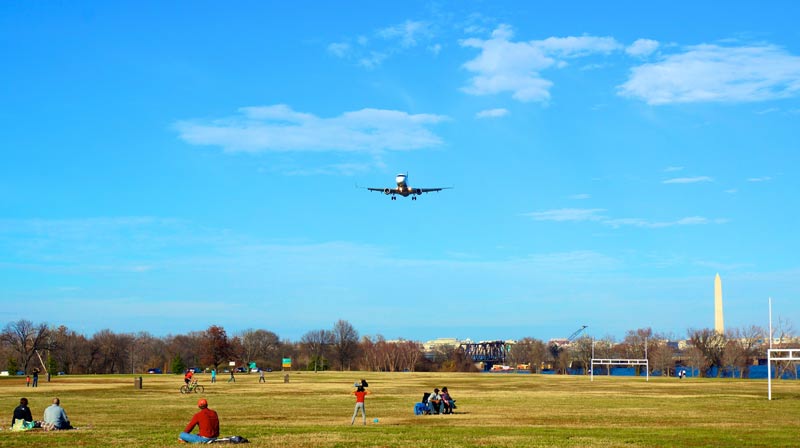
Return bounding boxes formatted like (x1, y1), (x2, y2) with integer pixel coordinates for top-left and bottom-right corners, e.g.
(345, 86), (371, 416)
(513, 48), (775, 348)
(569, 193), (591, 200)
(377, 20), (432, 48)
(662, 176), (713, 184)
(663, 166), (684, 172)
(625, 38), (660, 57)
(175, 104), (448, 154)
(475, 108), (509, 119)
(327, 42), (351, 58)
(525, 209), (726, 229)
(460, 25), (622, 102)
(603, 216), (725, 229)
(328, 20), (436, 68)
(619, 43), (800, 104)
(524, 208), (606, 222)
(747, 176), (772, 182)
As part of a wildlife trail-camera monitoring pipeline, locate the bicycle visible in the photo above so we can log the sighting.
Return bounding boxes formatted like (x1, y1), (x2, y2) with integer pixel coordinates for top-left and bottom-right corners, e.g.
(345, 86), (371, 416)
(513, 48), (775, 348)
(180, 379), (204, 394)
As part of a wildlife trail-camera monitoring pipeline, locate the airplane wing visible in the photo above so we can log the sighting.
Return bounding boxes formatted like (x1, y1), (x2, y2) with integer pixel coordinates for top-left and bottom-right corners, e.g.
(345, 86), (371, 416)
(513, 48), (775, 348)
(416, 187), (452, 193)
(366, 187), (398, 194)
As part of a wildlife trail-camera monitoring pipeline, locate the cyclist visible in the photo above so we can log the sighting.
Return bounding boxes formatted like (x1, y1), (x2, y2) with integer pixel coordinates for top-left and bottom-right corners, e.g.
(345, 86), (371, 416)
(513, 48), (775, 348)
(184, 369), (194, 386)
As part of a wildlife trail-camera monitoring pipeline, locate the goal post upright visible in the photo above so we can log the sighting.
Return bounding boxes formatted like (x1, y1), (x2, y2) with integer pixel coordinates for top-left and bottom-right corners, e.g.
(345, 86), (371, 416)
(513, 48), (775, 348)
(590, 358), (649, 382)
(767, 348), (800, 400)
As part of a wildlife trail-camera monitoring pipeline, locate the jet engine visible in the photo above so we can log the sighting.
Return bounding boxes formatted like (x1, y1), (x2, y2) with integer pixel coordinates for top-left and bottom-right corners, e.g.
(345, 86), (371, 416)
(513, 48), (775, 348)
(383, 188), (392, 195)
(414, 188), (422, 195)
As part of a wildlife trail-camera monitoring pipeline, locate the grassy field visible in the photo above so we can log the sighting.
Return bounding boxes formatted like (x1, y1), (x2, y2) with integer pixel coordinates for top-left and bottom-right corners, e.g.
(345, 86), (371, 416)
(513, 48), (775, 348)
(1, 370), (799, 447)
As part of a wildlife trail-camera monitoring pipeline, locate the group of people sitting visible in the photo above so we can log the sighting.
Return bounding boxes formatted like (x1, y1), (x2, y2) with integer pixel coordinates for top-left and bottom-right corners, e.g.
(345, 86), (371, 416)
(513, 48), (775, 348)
(11, 397), (73, 431)
(419, 386), (456, 415)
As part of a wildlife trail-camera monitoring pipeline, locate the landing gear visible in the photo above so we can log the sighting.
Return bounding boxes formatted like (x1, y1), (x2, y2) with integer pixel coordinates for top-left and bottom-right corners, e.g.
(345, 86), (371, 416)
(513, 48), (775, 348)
(412, 196), (417, 200)
(391, 196), (396, 200)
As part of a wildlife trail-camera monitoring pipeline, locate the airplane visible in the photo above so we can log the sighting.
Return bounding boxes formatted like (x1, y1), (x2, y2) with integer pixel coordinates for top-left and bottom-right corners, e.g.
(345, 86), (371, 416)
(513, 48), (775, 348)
(363, 173), (451, 200)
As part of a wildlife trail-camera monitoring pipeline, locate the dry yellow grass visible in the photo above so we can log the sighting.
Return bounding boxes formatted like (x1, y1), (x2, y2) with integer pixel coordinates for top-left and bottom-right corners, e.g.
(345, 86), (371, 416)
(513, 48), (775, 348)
(1, 371), (799, 447)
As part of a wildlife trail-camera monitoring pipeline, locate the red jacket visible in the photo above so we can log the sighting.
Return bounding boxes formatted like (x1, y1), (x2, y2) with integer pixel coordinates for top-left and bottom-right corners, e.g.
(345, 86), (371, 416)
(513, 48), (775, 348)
(184, 408), (219, 438)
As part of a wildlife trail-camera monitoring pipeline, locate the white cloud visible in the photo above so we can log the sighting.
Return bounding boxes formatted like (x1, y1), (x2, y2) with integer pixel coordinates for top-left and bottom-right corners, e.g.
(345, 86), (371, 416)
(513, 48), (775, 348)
(327, 20), (435, 68)
(619, 43), (800, 104)
(756, 107), (779, 115)
(475, 108), (509, 119)
(662, 176), (713, 184)
(569, 194), (591, 200)
(525, 209), (726, 229)
(358, 51), (388, 69)
(626, 38), (660, 57)
(525, 208), (606, 222)
(175, 105), (448, 154)
(377, 20), (431, 48)
(747, 176), (772, 182)
(725, 189), (738, 194)
(663, 166), (684, 172)
(461, 25), (622, 102)
(604, 216), (715, 229)
(327, 42), (350, 58)
(535, 35), (621, 57)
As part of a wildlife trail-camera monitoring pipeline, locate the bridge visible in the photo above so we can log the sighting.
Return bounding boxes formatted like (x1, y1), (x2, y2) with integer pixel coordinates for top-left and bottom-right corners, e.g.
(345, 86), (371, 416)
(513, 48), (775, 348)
(458, 340), (511, 370)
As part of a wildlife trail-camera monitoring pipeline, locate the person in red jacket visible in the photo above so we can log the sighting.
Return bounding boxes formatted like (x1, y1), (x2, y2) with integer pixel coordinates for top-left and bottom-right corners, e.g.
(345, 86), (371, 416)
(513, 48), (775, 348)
(179, 398), (219, 443)
(350, 384), (371, 425)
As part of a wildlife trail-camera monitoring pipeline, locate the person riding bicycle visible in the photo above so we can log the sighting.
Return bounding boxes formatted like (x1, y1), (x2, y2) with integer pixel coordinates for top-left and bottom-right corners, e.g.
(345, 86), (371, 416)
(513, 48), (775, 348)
(184, 369), (194, 386)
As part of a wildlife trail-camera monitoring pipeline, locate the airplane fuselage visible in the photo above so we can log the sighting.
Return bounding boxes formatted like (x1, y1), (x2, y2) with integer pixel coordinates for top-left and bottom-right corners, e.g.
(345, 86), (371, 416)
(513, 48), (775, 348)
(391, 174), (421, 197)
(366, 173), (449, 200)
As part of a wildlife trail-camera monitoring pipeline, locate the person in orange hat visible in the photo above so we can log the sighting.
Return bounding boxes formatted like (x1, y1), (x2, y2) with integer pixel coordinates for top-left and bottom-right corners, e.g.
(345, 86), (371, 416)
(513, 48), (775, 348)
(179, 398), (219, 443)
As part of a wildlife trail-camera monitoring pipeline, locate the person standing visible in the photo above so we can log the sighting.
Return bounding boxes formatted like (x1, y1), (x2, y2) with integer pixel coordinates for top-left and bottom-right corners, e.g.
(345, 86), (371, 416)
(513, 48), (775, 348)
(25, 375), (31, 388)
(42, 398), (71, 430)
(259, 369), (266, 383)
(32, 369), (39, 388)
(210, 369), (217, 383)
(179, 398), (219, 444)
(350, 384), (370, 425)
(228, 370), (235, 383)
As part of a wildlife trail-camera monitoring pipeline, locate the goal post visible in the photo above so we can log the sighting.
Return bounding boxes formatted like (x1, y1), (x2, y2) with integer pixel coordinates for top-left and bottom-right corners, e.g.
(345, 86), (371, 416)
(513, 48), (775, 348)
(767, 348), (800, 400)
(590, 358), (649, 382)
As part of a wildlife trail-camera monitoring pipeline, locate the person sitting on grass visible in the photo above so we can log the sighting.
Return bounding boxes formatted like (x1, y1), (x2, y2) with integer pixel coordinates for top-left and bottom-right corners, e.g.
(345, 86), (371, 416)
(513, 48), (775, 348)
(42, 398), (72, 430)
(11, 397), (36, 430)
(427, 388), (443, 415)
(179, 398), (219, 444)
(440, 386), (456, 414)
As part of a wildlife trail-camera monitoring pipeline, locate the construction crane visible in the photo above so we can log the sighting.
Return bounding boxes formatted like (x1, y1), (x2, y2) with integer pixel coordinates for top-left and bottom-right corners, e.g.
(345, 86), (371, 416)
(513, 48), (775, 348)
(567, 325), (588, 342)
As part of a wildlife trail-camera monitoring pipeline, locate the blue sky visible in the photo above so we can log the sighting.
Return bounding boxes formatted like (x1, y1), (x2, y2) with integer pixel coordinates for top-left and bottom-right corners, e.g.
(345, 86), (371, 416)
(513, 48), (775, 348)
(1, 1), (799, 342)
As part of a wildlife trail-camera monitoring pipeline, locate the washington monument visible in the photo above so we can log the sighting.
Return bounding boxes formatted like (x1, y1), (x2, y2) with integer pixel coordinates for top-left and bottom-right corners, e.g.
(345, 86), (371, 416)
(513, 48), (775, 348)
(714, 273), (724, 334)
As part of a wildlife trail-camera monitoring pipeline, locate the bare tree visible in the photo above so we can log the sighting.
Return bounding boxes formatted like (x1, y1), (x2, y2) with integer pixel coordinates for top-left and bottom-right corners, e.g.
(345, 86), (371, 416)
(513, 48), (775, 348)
(300, 329), (334, 372)
(1, 319), (51, 373)
(331, 320), (359, 371)
(90, 329), (134, 374)
(570, 336), (594, 374)
(649, 339), (676, 377)
(240, 329), (281, 368)
(688, 328), (726, 377)
(509, 337), (547, 372)
(723, 326), (764, 378)
(684, 346), (707, 377)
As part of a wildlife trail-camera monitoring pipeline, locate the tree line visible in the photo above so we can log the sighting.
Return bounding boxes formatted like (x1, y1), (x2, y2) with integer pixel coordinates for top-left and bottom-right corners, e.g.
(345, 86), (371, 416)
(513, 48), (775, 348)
(1, 318), (797, 378)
